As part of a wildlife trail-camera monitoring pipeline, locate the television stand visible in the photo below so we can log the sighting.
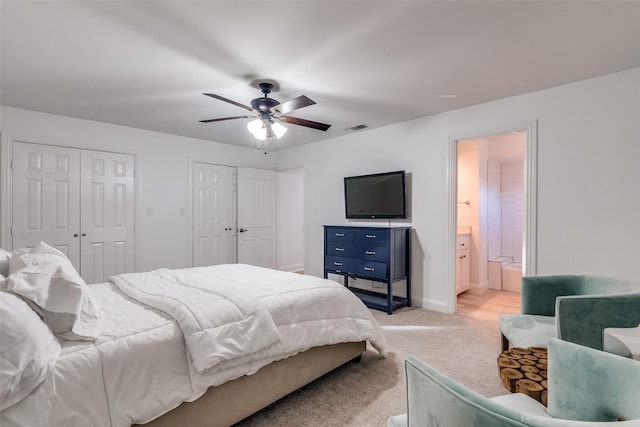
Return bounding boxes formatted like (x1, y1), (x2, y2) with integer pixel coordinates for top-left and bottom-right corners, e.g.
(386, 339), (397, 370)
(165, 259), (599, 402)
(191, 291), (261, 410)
(323, 225), (411, 314)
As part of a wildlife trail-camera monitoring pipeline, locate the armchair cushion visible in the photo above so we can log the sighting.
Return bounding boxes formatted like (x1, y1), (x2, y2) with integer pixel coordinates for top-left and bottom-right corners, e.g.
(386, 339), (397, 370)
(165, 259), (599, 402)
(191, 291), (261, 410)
(387, 414), (407, 427)
(499, 315), (556, 349)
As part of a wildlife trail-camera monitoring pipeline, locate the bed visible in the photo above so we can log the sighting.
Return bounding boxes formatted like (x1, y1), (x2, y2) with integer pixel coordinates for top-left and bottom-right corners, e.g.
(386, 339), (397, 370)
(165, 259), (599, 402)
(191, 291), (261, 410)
(0, 244), (387, 427)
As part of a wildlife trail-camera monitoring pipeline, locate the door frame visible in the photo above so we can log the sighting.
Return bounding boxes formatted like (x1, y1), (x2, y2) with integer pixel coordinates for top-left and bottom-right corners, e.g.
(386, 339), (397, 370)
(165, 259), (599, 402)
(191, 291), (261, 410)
(447, 120), (538, 313)
(0, 132), (141, 274)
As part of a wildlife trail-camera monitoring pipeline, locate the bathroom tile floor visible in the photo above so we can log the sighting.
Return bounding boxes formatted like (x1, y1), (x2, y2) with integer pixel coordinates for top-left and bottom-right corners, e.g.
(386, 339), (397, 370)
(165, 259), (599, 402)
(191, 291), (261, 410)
(456, 290), (520, 321)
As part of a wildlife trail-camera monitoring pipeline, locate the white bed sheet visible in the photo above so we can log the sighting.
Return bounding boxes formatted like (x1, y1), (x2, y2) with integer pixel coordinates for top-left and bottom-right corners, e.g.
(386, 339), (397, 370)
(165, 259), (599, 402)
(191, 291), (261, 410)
(1, 264), (387, 427)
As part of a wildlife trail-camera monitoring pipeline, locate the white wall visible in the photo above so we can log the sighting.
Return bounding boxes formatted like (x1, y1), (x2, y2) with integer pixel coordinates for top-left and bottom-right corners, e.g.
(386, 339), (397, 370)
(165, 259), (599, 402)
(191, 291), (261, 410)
(276, 68), (640, 312)
(276, 168), (304, 272)
(0, 106), (275, 272)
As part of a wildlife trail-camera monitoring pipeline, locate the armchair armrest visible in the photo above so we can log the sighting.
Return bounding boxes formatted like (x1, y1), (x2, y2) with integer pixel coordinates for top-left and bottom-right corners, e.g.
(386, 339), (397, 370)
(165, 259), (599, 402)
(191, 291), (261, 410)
(404, 357), (540, 426)
(547, 338), (640, 422)
(521, 275), (586, 315)
(555, 293), (640, 350)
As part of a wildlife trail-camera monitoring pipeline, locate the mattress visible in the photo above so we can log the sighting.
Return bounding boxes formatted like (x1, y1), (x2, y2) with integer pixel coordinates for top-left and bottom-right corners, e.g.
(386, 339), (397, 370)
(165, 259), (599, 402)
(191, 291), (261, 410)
(1, 264), (387, 427)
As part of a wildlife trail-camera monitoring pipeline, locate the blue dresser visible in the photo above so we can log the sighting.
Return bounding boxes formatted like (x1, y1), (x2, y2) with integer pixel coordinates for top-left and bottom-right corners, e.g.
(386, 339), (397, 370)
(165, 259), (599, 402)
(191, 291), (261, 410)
(323, 225), (411, 314)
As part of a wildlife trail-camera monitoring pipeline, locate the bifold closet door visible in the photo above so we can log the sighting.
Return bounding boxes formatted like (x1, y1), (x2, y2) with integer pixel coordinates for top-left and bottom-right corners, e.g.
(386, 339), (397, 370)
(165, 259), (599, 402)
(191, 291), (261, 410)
(12, 142), (135, 283)
(12, 142), (82, 267)
(80, 150), (135, 284)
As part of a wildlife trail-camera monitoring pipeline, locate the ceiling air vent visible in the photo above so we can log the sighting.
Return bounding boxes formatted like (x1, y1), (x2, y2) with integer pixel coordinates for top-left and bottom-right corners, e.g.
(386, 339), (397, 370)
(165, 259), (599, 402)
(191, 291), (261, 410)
(344, 124), (368, 131)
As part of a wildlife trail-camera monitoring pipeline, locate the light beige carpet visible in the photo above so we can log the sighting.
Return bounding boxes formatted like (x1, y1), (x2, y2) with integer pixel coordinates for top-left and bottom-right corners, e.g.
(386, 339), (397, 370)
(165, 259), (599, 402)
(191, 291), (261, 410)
(234, 307), (509, 427)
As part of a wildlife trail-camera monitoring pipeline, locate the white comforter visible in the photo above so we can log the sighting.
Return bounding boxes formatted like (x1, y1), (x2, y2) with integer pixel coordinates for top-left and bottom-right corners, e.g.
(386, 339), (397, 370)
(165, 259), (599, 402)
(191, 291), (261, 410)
(1, 264), (387, 427)
(111, 267), (282, 373)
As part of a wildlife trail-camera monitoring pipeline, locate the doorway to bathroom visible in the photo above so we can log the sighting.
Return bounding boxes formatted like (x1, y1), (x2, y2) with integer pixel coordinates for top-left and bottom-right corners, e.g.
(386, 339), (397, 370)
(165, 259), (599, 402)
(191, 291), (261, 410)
(448, 121), (538, 316)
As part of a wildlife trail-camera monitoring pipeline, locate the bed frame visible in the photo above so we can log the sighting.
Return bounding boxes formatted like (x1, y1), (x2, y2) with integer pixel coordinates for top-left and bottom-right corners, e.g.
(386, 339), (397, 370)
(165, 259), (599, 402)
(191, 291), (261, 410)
(139, 341), (366, 427)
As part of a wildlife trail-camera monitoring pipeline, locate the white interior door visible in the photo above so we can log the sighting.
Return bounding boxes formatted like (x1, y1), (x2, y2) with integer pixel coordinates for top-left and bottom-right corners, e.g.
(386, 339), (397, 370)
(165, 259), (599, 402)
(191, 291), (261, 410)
(192, 163), (237, 266)
(237, 167), (276, 268)
(80, 150), (135, 284)
(12, 142), (81, 268)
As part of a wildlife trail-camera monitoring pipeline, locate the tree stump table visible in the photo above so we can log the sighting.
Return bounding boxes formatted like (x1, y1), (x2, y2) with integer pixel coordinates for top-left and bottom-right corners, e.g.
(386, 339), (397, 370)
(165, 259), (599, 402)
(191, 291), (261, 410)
(497, 347), (548, 406)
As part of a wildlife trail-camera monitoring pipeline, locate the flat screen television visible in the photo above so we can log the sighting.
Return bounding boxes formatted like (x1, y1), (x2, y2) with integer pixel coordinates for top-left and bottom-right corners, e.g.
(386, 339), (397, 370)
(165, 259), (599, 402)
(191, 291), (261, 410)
(344, 170), (407, 219)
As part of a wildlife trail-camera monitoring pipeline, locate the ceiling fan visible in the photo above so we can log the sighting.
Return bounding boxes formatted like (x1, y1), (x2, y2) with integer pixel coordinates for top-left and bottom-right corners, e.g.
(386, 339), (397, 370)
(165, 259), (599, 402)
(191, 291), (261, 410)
(199, 82), (331, 140)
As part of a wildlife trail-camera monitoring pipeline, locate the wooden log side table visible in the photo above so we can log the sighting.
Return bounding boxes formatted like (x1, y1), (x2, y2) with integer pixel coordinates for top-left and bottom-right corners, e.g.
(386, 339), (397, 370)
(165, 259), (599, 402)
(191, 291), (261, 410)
(497, 347), (548, 406)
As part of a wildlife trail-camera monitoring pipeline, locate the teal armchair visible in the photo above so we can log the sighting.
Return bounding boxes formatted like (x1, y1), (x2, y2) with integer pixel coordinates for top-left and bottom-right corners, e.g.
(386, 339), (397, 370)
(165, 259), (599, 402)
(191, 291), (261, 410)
(499, 275), (640, 351)
(388, 338), (640, 427)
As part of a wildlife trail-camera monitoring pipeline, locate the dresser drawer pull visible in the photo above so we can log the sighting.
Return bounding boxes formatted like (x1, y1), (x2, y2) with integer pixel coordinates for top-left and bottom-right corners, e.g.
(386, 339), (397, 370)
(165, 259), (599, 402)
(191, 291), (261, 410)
(364, 267), (375, 272)
(333, 262), (343, 266)
(335, 247), (345, 252)
(365, 234), (376, 239)
(335, 233), (345, 237)
(365, 250), (376, 255)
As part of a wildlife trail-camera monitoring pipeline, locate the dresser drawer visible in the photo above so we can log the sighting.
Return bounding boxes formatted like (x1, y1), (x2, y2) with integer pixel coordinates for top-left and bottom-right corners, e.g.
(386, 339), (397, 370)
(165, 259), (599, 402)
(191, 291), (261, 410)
(326, 242), (389, 262)
(326, 227), (355, 242)
(350, 259), (388, 280)
(355, 228), (389, 245)
(325, 256), (354, 274)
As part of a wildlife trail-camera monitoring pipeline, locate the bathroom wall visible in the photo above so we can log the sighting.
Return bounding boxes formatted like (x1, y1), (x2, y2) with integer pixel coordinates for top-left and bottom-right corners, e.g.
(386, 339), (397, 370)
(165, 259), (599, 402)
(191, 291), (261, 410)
(487, 159), (502, 260)
(487, 133), (525, 264)
(500, 161), (523, 263)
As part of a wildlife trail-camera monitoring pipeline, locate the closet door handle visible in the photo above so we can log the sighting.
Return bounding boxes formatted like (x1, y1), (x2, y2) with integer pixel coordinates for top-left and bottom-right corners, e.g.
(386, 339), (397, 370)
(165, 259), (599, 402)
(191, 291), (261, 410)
(81, 233), (87, 237)
(73, 233), (79, 237)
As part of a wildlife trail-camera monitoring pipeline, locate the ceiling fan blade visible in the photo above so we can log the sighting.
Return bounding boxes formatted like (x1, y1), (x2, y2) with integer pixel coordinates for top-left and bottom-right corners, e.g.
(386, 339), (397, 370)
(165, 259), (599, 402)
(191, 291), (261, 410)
(278, 115), (331, 131)
(202, 93), (253, 112)
(273, 95), (315, 114)
(199, 115), (251, 123)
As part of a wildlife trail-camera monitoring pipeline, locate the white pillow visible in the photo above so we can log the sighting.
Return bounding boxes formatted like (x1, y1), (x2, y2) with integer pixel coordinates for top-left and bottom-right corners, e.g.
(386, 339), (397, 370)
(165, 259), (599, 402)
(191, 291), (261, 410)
(0, 291), (61, 411)
(6, 242), (104, 340)
(0, 248), (10, 277)
(8, 242), (73, 273)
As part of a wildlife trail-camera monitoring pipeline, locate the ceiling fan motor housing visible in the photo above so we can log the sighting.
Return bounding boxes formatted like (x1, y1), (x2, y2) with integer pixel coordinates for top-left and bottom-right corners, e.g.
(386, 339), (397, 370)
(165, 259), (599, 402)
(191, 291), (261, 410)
(251, 82), (280, 112)
(251, 97), (280, 112)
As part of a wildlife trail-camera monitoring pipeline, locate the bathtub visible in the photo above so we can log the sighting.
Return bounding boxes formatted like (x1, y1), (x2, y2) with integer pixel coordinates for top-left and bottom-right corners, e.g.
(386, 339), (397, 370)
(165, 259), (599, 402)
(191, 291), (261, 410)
(502, 262), (522, 293)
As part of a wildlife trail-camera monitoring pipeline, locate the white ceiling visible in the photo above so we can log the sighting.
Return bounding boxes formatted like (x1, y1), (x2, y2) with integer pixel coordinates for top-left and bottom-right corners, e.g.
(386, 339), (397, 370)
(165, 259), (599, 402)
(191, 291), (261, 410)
(2, 1), (640, 151)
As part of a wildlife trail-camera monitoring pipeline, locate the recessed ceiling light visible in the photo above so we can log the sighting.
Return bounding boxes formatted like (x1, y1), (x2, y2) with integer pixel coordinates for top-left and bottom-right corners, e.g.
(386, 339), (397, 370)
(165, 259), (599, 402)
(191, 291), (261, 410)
(433, 94), (458, 99)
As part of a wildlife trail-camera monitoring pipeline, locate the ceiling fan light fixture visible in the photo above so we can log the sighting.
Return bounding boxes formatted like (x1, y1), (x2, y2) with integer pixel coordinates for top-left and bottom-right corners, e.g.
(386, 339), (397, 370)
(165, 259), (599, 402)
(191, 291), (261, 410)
(247, 118), (265, 139)
(247, 118), (287, 140)
(271, 121), (287, 138)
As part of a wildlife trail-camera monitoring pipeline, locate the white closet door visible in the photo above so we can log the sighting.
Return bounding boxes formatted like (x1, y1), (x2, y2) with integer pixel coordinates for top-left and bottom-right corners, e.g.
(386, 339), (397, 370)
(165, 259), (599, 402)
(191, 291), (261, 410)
(12, 142), (81, 268)
(80, 150), (135, 284)
(192, 163), (237, 267)
(237, 167), (276, 268)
